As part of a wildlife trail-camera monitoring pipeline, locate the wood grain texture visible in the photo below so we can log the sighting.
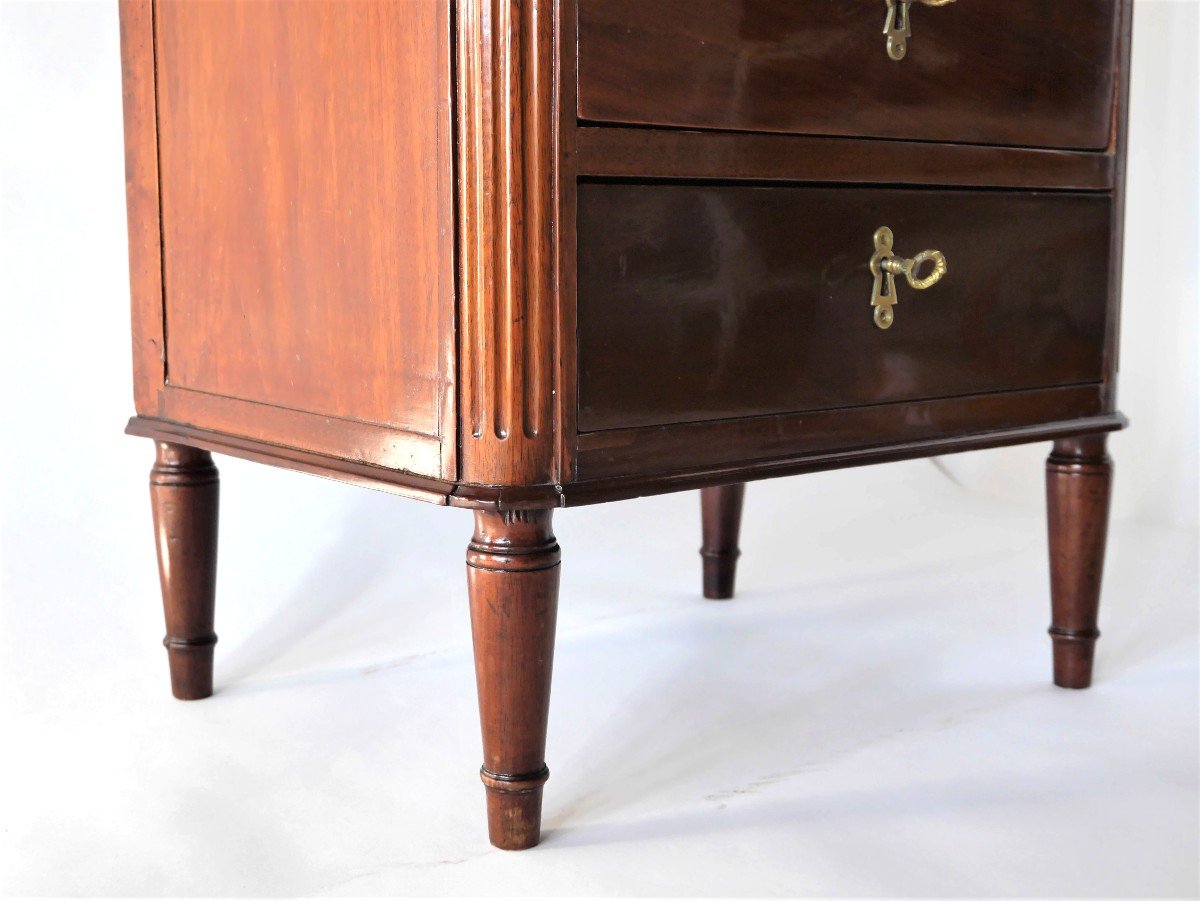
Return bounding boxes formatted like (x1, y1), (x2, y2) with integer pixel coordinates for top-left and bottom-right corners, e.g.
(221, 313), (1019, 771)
(701, 484), (746, 600)
(576, 387), (1111, 481)
(578, 184), (1111, 432)
(457, 0), (559, 485)
(1102, 0), (1135, 410)
(118, 1), (165, 414)
(576, 127), (1116, 191)
(578, 0), (1118, 150)
(1046, 435), (1113, 689)
(467, 510), (560, 850)
(150, 442), (219, 700)
(153, 0), (454, 473)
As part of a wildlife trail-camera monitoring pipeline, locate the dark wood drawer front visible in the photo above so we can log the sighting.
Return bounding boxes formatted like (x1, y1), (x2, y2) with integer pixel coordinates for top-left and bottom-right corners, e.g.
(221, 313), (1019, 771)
(577, 184), (1111, 432)
(578, 0), (1118, 150)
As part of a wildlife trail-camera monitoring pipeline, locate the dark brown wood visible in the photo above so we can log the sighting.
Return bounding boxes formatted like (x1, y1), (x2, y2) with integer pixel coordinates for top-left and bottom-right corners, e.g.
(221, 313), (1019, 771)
(701, 484), (746, 600)
(578, 184), (1111, 432)
(578, 0), (1119, 150)
(576, 387), (1109, 482)
(577, 128), (1116, 192)
(150, 441), (219, 701)
(467, 510), (560, 850)
(119, 0), (1135, 851)
(1102, 0), (1136, 411)
(568, 413), (1126, 507)
(1046, 435), (1113, 689)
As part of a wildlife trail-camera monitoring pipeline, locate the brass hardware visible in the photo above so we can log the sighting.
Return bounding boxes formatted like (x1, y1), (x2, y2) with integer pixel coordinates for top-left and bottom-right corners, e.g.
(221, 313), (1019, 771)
(869, 226), (947, 329)
(883, 0), (957, 61)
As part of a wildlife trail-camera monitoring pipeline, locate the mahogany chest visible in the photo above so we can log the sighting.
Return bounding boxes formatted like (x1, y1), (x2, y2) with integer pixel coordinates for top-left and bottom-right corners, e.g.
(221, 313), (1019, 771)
(120, 0), (1131, 849)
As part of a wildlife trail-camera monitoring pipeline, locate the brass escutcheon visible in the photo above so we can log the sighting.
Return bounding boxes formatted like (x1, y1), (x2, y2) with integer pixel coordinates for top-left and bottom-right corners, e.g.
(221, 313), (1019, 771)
(869, 226), (947, 330)
(883, 0), (957, 61)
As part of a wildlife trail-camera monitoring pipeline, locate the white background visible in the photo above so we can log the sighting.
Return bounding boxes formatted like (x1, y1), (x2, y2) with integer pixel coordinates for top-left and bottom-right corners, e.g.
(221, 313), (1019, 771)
(2, 1), (1197, 896)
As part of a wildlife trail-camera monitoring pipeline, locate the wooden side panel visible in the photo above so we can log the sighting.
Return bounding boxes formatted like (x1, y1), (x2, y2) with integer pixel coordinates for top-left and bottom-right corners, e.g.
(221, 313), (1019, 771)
(577, 184), (1111, 432)
(153, 1), (454, 461)
(118, 0), (166, 414)
(578, 0), (1119, 150)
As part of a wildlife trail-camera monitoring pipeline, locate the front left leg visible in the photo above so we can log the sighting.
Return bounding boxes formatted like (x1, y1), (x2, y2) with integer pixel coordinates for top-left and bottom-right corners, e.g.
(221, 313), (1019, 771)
(466, 509), (560, 850)
(1046, 435), (1113, 689)
(149, 441), (219, 700)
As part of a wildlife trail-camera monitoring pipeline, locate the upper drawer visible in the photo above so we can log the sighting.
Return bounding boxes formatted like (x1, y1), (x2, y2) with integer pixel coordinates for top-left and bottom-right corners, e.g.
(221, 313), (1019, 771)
(577, 0), (1119, 150)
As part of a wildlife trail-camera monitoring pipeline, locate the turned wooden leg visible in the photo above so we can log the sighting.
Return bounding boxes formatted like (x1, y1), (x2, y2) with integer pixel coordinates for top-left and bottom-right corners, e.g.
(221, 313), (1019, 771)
(149, 441), (219, 700)
(1046, 435), (1112, 689)
(700, 483), (746, 600)
(466, 509), (560, 850)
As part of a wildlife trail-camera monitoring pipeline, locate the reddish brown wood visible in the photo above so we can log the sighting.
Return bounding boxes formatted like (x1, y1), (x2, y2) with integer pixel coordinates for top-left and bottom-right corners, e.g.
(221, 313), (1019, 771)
(117, 0), (165, 414)
(577, 184), (1111, 432)
(578, 0), (1118, 150)
(466, 510), (560, 850)
(701, 484), (746, 600)
(128, 0), (456, 477)
(456, 0), (561, 486)
(150, 442), (219, 701)
(118, 0), (1136, 851)
(1046, 435), (1113, 689)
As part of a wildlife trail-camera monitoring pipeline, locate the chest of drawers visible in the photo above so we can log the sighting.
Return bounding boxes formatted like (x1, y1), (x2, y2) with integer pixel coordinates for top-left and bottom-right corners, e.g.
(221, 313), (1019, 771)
(120, 0), (1132, 850)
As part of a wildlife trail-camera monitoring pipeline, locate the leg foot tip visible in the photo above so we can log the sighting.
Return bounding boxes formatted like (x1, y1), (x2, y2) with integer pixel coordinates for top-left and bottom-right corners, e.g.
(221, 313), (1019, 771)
(167, 647), (215, 700)
(702, 558), (738, 600)
(484, 786), (544, 850)
(1051, 639), (1097, 689)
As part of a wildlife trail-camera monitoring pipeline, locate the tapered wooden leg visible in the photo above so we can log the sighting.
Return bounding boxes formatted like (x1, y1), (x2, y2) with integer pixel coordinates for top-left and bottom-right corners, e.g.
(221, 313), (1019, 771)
(1046, 435), (1112, 689)
(700, 483), (746, 600)
(149, 441), (219, 700)
(466, 509), (560, 850)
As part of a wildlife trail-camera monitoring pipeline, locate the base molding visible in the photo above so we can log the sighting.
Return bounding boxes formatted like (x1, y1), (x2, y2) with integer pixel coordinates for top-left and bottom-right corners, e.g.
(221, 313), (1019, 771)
(128, 412), (1127, 510)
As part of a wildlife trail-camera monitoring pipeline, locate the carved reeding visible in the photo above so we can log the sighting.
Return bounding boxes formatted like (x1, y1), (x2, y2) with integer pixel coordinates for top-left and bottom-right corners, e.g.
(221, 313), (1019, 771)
(457, 0), (557, 484)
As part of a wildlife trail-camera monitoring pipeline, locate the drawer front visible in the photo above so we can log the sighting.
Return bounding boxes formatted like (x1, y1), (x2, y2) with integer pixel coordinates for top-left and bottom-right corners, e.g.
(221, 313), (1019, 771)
(578, 0), (1118, 150)
(577, 184), (1111, 432)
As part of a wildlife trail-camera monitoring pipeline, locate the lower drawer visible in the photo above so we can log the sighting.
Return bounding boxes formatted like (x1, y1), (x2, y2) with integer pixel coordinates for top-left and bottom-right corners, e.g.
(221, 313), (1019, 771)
(577, 184), (1112, 432)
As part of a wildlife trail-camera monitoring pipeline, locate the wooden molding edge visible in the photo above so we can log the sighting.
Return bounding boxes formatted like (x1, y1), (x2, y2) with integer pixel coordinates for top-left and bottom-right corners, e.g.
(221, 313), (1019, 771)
(127, 412), (1126, 511)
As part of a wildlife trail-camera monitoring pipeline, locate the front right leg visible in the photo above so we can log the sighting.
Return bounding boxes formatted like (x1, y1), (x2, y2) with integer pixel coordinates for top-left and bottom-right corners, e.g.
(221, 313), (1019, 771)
(466, 509), (560, 850)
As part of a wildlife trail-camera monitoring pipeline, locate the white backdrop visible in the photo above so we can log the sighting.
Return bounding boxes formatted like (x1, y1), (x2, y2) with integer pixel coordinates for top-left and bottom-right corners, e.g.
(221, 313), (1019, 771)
(2, 2), (1196, 896)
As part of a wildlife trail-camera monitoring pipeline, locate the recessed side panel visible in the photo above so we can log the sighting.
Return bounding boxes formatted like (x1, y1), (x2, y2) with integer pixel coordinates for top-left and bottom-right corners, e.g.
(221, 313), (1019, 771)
(154, 1), (453, 457)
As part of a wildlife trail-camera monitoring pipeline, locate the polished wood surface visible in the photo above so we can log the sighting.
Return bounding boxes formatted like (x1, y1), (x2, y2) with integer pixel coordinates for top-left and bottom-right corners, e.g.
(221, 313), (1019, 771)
(578, 184), (1111, 432)
(579, 0), (1118, 150)
(456, 0), (560, 486)
(119, 0), (1134, 852)
(577, 127), (1117, 192)
(118, 1), (165, 414)
(467, 510), (561, 850)
(150, 442), (219, 701)
(701, 484), (746, 600)
(148, 0), (454, 474)
(1046, 435), (1113, 689)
